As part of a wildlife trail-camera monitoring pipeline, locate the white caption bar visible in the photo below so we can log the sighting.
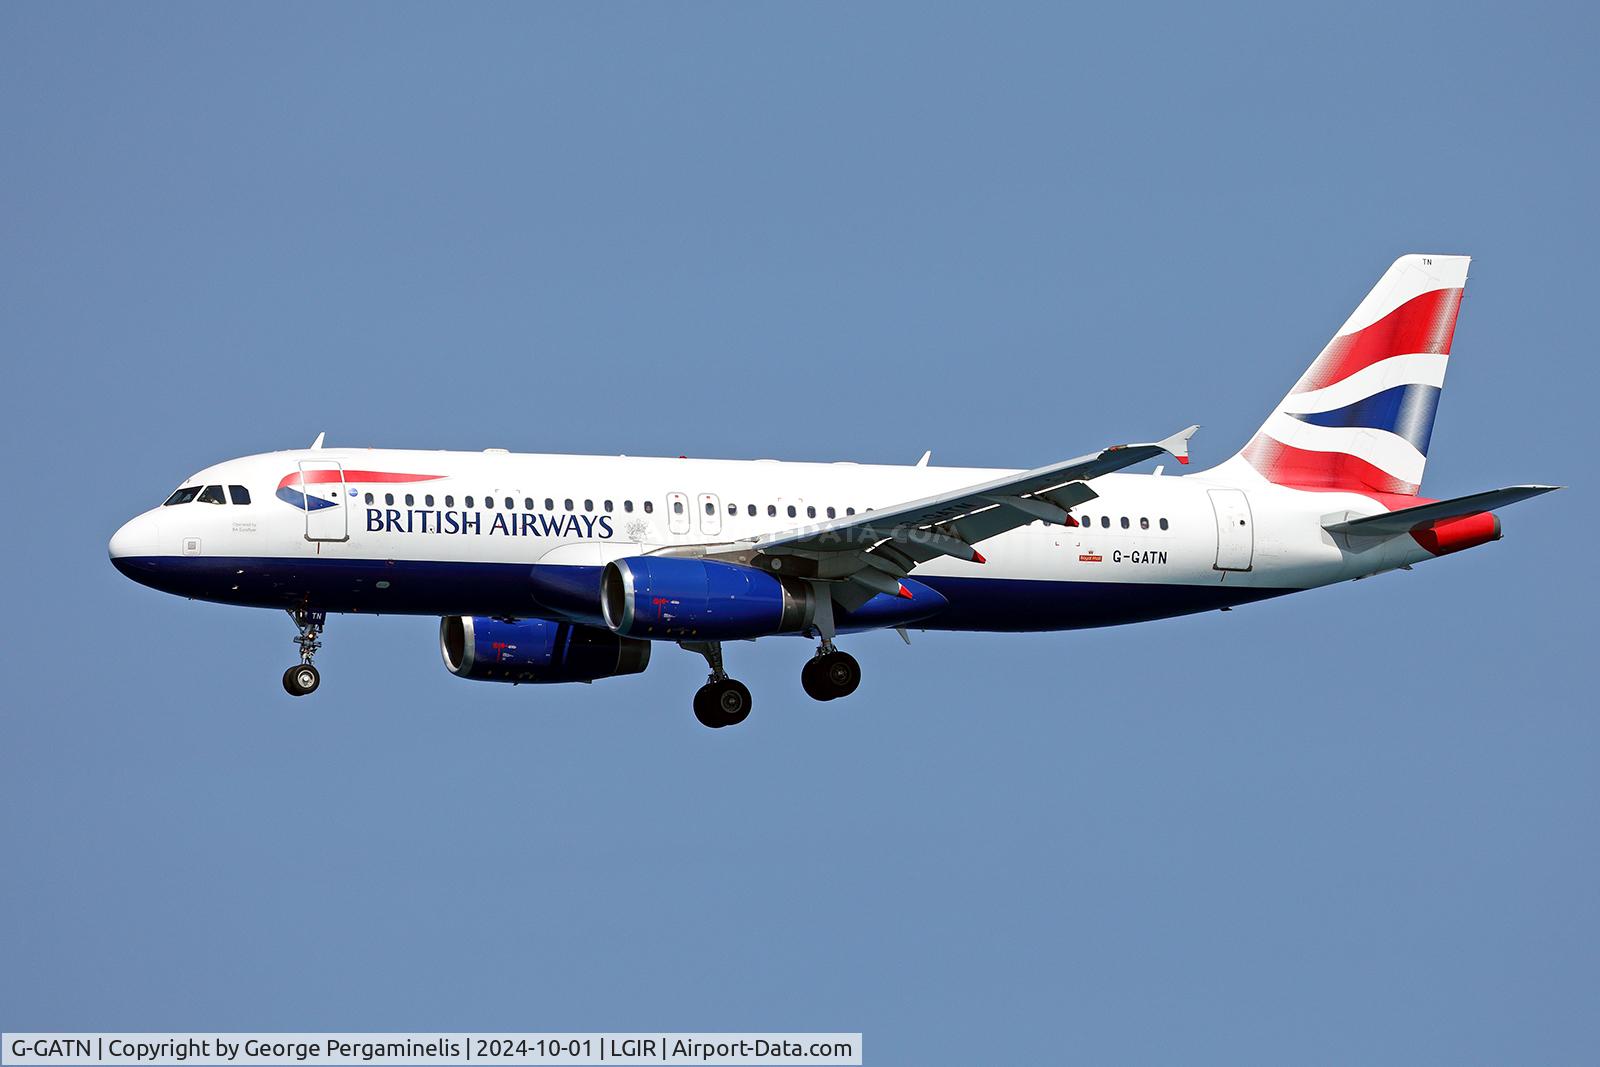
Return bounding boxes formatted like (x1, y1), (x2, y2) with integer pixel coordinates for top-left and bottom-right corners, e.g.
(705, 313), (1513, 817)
(2, 1035), (861, 1067)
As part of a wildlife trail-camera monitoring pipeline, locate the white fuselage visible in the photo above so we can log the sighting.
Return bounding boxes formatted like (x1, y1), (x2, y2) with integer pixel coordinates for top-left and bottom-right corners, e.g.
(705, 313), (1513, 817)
(109, 446), (1439, 632)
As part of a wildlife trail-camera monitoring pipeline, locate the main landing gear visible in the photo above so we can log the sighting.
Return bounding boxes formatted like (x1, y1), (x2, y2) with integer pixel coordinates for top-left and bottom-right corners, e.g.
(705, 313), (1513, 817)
(282, 608), (325, 697)
(801, 640), (861, 702)
(680, 636), (865, 728)
(682, 641), (752, 729)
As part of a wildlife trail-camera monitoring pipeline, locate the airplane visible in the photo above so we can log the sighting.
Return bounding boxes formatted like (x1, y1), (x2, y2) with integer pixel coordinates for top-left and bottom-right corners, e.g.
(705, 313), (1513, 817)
(109, 254), (1559, 728)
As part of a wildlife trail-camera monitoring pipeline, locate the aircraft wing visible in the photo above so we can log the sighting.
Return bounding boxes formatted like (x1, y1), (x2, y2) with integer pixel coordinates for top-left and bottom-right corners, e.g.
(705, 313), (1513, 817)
(736, 426), (1198, 604)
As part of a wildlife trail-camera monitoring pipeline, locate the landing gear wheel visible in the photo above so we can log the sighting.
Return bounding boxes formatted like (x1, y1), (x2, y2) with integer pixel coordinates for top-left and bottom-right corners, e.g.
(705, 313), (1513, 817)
(284, 609), (326, 697)
(283, 663), (320, 696)
(693, 684), (723, 729)
(801, 657), (830, 701)
(694, 679), (752, 728)
(803, 651), (861, 701)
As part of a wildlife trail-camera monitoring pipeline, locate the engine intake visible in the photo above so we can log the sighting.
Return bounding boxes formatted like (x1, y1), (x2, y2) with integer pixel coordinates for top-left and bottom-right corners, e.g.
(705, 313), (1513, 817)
(440, 616), (651, 684)
(601, 557), (816, 640)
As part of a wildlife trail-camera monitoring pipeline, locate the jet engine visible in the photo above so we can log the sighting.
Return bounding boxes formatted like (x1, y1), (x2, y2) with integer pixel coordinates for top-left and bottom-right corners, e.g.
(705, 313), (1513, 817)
(599, 556), (950, 639)
(600, 557), (816, 640)
(440, 616), (651, 684)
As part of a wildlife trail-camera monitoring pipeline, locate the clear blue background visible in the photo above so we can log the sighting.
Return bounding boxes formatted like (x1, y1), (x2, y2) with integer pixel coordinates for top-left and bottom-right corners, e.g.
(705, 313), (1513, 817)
(3, 5), (1593, 1063)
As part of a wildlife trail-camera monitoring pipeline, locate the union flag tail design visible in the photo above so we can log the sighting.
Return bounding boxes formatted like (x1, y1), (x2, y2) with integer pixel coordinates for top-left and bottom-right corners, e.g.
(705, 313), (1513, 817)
(1220, 254), (1469, 496)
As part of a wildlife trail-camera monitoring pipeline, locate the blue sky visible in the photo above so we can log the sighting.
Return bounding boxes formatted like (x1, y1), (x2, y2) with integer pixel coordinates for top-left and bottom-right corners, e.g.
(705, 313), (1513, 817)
(2, 4), (1594, 1063)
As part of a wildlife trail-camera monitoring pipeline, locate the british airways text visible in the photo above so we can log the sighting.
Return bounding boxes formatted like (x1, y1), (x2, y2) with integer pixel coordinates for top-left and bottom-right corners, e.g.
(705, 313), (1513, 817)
(366, 508), (615, 538)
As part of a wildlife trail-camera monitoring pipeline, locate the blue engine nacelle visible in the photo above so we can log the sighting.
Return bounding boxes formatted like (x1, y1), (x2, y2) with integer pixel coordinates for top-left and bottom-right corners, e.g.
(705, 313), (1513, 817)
(600, 556), (949, 639)
(602, 557), (816, 640)
(440, 616), (651, 684)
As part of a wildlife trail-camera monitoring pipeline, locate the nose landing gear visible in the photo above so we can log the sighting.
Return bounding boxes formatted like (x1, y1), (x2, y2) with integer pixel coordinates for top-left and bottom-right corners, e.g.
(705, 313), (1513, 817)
(282, 609), (325, 697)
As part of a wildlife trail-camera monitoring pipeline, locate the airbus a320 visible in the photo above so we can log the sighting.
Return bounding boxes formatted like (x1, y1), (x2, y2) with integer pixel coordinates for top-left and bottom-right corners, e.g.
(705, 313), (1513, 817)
(110, 255), (1558, 727)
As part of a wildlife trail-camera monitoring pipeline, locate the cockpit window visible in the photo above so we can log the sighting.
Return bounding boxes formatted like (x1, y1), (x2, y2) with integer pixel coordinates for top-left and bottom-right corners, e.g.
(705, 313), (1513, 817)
(229, 485), (252, 505)
(164, 486), (202, 506)
(198, 485), (227, 505)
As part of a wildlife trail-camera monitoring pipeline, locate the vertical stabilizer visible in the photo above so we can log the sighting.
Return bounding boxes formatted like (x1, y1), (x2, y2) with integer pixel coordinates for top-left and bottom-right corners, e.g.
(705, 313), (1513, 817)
(1208, 254), (1469, 496)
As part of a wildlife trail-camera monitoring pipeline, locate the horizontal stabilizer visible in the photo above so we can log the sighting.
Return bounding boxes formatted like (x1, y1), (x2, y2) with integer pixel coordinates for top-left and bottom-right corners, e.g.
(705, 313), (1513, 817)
(1324, 485), (1561, 535)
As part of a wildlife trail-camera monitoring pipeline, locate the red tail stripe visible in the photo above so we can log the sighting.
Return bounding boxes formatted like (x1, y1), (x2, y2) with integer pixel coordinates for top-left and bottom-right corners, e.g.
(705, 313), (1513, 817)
(1292, 287), (1462, 394)
(1242, 434), (1420, 496)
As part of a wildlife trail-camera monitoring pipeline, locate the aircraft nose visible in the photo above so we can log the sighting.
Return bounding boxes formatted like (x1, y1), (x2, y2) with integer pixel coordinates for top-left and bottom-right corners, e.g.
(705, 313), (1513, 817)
(109, 512), (159, 563)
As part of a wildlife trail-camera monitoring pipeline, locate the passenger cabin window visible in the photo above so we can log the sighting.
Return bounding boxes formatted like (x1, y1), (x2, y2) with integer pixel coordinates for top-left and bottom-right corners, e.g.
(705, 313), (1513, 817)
(228, 485), (251, 505)
(504, 497), (513, 510)
(198, 485), (226, 505)
(643, 501), (654, 514)
(768, 505), (777, 517)
(426, 494), (435, 507)
(1101, 516), (1110, 528)
(525, 498), (534, 510)
(385, 493), (395, 506)
(727, 503), (736, 516)
(164, 486), (202, 506)
(747, 504), (756, 516)
(827, 507), (836, 518)
(466, 496), (475, 508)
(787, 505), (797, 518)
(405, 494), (415, 507)
(364, 492), (375, 505)
(846, 507), (856, 516)
(1140, 517), (1149, 530)
(624, 500), (634, 513)
(445, 495), (455, 508)
(1121, 516), (1130, 529)
(564, 499), (574, 511)
(605, 500), (614, 513)
(545, 498), (555, 511)
(1159, 518), (1169, 530)
(584, 499), (593, 512)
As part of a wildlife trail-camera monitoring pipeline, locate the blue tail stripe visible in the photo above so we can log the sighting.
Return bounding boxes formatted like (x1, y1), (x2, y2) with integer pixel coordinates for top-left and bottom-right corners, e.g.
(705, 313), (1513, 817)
(1289, 383), (1441, 454)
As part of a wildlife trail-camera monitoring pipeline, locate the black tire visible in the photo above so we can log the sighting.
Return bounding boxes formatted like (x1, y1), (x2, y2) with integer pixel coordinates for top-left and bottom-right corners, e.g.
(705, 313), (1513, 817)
(283, 663), (320, 697)
(693, 684), (724, 729)
(801, 657), (835, 701)
(715, 679), (752, 726)
(819, 651), (861, 699)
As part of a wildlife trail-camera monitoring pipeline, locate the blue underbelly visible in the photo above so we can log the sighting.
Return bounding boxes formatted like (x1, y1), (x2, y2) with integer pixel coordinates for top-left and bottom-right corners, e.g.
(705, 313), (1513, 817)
(111, 555), (1293, 631)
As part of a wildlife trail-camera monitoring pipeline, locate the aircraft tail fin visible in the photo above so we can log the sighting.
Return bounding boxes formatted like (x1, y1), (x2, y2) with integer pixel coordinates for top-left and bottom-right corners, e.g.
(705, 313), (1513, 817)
(1210, 254), (1470, 496)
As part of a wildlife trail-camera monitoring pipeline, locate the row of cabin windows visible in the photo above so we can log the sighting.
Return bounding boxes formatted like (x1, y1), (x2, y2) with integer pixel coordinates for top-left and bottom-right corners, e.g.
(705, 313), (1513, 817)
(164, 484), (251, 506)
(366, 492), (860, 522)
(1078, 514), (1169, 531)
(161, 482), (1160, 535)
(686, 500), (857, 520)
(366, 493), (655, 514)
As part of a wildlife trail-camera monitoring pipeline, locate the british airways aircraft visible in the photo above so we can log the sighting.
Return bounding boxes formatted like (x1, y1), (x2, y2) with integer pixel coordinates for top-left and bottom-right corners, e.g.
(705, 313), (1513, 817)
(110, 255), (1557, 727)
